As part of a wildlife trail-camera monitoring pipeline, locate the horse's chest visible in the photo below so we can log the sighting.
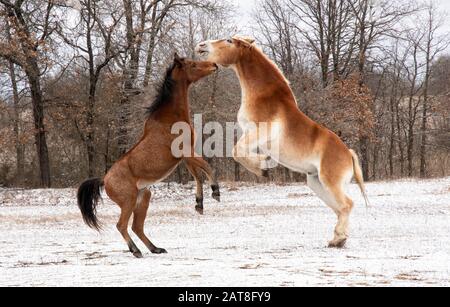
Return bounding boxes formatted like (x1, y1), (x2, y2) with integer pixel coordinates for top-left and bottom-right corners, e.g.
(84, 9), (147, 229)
(237, 107), (248, 127)
(238, 104), (256, 131)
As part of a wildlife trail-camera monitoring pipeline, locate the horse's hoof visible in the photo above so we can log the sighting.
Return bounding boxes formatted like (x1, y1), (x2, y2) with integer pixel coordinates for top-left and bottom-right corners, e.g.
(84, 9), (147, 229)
(152, 248), (167, 254)
(133, 251), (144, 258)
(328, 239), (347, 249)
(212, 192), (221, 202)
(211, 185), (221, 202)
(195, 205), (204, 215)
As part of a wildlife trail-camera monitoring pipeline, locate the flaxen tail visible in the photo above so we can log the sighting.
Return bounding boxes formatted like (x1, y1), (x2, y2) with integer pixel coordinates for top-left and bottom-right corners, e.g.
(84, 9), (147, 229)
(77, 178), (104, 231)
(349, 150), (370, 208)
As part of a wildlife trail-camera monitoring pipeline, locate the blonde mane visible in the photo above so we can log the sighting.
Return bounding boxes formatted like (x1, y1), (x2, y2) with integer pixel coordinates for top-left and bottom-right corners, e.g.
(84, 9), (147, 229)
(234, 36), (291, 87)
(248, 42), (291, 86)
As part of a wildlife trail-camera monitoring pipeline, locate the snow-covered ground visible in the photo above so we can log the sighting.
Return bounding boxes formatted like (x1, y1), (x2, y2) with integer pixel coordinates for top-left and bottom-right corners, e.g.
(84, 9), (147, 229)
(0, 178), (449, 287)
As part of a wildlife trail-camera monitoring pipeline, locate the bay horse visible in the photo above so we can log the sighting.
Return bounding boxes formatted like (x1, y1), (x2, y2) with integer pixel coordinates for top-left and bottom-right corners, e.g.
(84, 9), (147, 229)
(196, 36), (369, 248)
(77, 54), (221, 258)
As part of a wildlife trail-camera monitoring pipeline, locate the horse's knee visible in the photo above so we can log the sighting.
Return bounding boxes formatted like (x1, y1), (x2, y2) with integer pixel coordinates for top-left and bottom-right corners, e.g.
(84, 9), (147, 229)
(141, 189), (151, 199)
(345, 198), (354, 212)
(337, 197), (353, 215)
(139, 189), (151, 206)
(116, 222), (127, 234)
(131, 224), (143, 236)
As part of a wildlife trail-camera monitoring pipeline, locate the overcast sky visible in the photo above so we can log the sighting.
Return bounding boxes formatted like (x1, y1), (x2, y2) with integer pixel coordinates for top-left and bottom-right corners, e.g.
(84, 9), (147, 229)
(233, 0), (450, 54)
(234, 0), (450, 18)
(434, 0), (450, 11)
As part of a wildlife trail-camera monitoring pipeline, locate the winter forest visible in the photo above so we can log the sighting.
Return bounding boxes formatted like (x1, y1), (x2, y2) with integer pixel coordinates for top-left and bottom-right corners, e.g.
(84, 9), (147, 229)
(0, 0), (449, 188)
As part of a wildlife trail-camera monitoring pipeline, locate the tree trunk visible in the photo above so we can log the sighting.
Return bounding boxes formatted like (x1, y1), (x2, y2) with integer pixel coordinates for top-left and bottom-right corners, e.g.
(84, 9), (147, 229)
(143, 34), (157, 88)
(86, 90), (96, 178)
(372, 145), (378, 181)
(388, 98), (395, 178)
(27, 65), (51, 188)
(118, 93), (131, 156)
(234, 161), (240, 182)
(320, 57), (329, 88)
(420, 48), (431, 178)
(395, 103), (405, 176)
(359, 137), (369, 180)
(407, 123), (414, 177)
(419, 98), (428, 178)
(104, 125), (111, 174)
(3, 10), (50, 187)
(8, 61), (25, 183)
(143, 5), (159, 88)
(118, 0), (142, 156)
(284, 168), (291, 183)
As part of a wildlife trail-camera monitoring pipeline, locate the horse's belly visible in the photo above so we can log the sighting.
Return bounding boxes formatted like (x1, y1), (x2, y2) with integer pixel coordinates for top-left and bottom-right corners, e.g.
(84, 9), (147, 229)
(136, 163), (179, 190)
(279, 159), (318, 175)
(269, 144), (319, 175)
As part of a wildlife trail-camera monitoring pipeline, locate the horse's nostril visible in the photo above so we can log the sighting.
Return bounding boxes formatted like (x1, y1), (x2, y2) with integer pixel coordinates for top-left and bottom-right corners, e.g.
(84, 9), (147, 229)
(199, 42), (206, 47)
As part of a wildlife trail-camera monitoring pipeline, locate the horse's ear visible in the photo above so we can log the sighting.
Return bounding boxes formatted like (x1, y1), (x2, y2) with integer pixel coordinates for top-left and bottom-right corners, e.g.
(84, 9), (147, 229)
(233, 35), (256, 45)
(174, 52), (183, 67)
(242, 37), (256, 45)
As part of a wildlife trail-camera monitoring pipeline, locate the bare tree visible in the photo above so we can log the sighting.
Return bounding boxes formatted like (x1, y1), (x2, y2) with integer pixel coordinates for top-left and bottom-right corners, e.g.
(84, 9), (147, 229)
(0, 0), (65, 187)
(6, 60), (24, 182)
(286, 0), (358, 87)
(141, 0), (217, 87)
(118, 0), (160, 155)
(116, 0), (219, 155)
(58, 0), (126, 177)
(349, 0), (417, 180)
(418, 3), (449, 178)
(403, 29), (425, 177)
(0, 18), (25, 183)
(254, 0), (301, 80)
(385, 40), (408, 177)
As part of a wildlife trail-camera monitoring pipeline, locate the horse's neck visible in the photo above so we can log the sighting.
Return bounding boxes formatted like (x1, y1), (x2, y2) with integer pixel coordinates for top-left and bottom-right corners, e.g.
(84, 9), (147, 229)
(170, 79), (191, 118)
(234, 50), (294, 104)
(146, 79), (191, 125)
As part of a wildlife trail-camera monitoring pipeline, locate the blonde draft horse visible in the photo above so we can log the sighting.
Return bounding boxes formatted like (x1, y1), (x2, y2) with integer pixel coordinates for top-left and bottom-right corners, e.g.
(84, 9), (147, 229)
(196, 37), (369, 248)
(77, 54), (221, 258)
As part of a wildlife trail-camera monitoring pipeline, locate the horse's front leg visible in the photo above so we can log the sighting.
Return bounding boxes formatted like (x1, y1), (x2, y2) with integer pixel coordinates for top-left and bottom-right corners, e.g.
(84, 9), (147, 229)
(184, 160), (205, 215)
(232, 131), (272, 178)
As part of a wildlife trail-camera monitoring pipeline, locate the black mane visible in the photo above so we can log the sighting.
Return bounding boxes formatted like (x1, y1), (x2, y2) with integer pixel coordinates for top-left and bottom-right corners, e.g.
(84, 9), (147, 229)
(146, 64), (176, 115)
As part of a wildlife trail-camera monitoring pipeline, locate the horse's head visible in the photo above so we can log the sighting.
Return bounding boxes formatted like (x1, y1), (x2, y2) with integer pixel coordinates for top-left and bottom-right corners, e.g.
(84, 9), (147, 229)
(195, 36), (256, 67)
(172, 53), (218, 83)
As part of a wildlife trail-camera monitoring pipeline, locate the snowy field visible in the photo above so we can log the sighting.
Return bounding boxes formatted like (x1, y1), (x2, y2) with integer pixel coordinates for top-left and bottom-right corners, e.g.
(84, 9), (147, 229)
(0, 178), (449, 287)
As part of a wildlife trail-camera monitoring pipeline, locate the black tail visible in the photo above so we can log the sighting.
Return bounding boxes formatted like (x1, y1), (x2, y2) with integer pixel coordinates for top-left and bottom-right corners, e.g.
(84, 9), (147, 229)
(77, 178), (104, 231)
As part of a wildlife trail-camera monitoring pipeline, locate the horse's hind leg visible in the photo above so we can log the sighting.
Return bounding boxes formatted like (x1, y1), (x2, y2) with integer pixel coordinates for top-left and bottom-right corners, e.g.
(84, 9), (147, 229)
(132, 190), (167, 254)
(117, 203), (144, 258)
(105, 180), (143, 258)
(325, 184), (354, 248)
(307, 174), (353, 248)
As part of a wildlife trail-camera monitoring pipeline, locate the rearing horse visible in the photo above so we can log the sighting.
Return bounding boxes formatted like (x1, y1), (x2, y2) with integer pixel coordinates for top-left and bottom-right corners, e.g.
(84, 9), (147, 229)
(196, 36), (369, 248)
(77, 54), (221, 258)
